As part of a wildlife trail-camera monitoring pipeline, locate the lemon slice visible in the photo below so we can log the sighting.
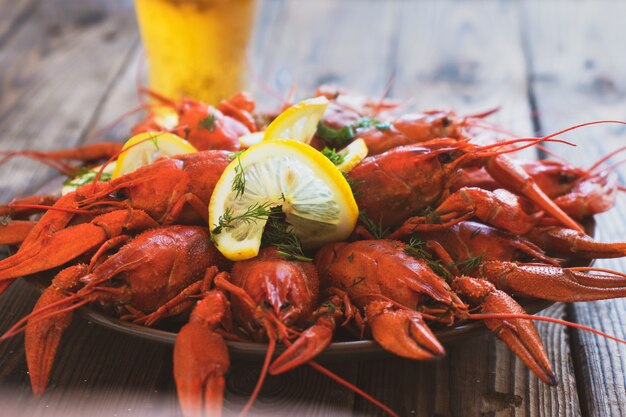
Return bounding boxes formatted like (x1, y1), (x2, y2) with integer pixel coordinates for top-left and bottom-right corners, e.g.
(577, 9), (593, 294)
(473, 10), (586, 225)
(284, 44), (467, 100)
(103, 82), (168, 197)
(113, 132), (197, 179)
(335, 138), (369, 172)
(263, 97), (329, 144)
(61, 163), (116, 195)
(209, 139), (358, 261)
(239, 131), (265, 148)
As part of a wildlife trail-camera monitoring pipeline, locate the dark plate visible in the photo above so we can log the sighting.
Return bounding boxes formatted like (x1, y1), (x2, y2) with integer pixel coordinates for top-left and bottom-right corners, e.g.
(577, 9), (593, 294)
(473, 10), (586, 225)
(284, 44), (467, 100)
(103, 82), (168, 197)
(19, 177), (594, 360)
(22, 274), (554, 360)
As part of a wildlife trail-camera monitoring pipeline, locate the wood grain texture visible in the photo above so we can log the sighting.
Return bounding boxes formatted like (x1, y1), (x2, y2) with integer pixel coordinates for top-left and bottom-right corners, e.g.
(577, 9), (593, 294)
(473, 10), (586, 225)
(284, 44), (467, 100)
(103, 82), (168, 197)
(0, 0), (625, 416)
(522, 1), (626, 416)
(0, 0), (138, 202)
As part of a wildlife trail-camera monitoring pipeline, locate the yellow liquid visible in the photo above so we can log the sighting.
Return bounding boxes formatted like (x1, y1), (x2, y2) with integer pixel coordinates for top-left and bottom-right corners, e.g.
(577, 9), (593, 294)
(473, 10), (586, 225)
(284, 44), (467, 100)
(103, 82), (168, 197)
(134, 0), (256, 104)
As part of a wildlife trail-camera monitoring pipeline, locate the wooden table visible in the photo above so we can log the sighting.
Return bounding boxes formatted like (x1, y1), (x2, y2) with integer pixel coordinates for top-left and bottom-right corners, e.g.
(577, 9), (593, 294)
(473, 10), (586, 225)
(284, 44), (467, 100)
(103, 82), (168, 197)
(1, 1), (625, 415)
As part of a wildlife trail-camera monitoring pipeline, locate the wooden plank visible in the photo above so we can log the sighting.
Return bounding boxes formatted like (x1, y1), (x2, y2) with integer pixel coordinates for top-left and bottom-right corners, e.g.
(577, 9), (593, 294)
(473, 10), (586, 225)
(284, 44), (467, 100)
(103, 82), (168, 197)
(522, 1), (626, 416)
(249, 0), (398, 109)
(0, 0), (40, 48)
(0, 0), (139, 202)
(355, 2), (579, 416)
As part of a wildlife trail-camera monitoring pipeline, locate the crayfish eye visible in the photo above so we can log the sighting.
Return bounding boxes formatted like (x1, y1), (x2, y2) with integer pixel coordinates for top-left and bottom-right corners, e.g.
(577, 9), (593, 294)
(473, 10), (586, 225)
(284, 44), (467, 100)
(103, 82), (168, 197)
(437, 152), (453, 164)
(441, 117), (451, 127)
(559, 173), (577, 184)
(108, 188), (129, 201)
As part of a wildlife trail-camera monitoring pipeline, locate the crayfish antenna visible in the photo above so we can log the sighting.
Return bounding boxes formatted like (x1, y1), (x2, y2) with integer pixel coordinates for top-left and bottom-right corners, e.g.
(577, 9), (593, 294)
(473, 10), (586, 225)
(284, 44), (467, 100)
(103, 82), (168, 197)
(174, 289), (230, 417)
(306, 361), (400, 417)
(237, 334), (277, 417)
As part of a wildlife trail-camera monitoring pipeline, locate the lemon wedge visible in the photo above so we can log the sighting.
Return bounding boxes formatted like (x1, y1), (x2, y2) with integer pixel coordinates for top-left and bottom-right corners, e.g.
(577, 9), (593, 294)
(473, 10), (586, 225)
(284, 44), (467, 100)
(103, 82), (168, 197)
(238, 131), (265, 148)
(209, 139), (358, 261)
(112, 132), (197, 179)
(61, 163), (116, 195)
(263, 97), (329, 144)
(334, 138), (369, 172)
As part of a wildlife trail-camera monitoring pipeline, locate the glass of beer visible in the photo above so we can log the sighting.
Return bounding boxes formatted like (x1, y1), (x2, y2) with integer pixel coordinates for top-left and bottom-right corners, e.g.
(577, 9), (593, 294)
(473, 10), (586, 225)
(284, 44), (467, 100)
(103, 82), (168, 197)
(134, 0), (257, 104)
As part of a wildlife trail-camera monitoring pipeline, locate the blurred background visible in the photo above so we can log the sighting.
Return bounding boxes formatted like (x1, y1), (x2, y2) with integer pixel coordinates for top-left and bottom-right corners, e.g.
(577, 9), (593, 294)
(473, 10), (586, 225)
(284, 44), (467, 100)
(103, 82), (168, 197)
(1, 0), (625, 416)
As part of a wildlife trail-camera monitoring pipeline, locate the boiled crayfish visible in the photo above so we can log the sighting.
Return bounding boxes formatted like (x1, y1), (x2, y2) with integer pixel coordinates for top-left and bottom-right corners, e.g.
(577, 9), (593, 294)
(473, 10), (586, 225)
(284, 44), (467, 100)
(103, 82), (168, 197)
(2, 87), (626, 417)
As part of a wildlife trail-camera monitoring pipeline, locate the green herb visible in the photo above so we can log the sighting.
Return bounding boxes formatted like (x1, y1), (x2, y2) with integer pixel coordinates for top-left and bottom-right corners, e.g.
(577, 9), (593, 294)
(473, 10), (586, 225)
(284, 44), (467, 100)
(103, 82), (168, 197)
(358, 211), (390, 239)
(423, 207), (442, 224)
(347, 253), (354, 263)
(151, 137), (160, 150)
(232, 155), (246, 199)
(262, 206), (312, 262)
(316, 122), (354, 148)
(227, 150), (245, 161)
(352, 118), (376, 129)
(0, 215), (10, 226)
(198, 114), (216, 131)
(63, 168), (112, 188)
(344, 175), (361, 198)
(211, 201), (273, 235)
(353, 117), (390, 131)
(321, 147), (345, 166)
(404, 235), (452, 280)
(454, 254), (484, 275)
(318, 300), (337, 316)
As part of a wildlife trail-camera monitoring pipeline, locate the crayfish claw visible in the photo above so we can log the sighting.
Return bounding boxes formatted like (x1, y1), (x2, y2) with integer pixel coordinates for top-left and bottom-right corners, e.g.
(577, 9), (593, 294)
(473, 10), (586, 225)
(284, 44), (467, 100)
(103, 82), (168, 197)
(173, 291), (230, 417)
(270, 322), (334, 375)
(455, 277), (556, 385)
(24, 264), (87, 396)
(365, 301), (445, 360)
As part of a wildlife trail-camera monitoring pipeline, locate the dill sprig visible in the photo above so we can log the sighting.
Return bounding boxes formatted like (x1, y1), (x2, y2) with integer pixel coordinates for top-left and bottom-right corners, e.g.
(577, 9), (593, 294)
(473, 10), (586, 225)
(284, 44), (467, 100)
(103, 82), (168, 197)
(316, 122), (354, 148)
(232, 154), (246, 199)
(404, 236), (452, 280)
(198, 114), (216, 131)
(316, 117), (391, 148)
(344, 175), (361, 197)
(321, 147), (345, 166)
(358, 211), (390, 239)
(404, 235), (484, 278)
(262, 207), (312, 262)
(63, 167), (112, 187)
(211, 201), (273, 235)
(0, 215), (11, 226)
(454, 254), (484, 275)
(423, 206), (442, 224)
